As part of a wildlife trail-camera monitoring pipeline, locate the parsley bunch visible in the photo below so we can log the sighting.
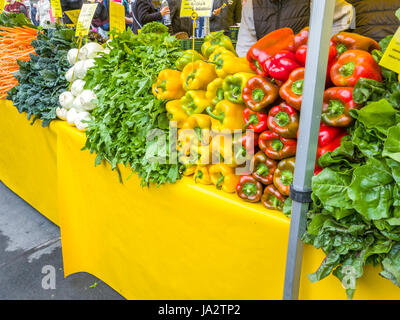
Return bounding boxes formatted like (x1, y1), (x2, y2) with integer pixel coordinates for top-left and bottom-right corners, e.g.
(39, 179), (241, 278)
(83, 30), (184, 186)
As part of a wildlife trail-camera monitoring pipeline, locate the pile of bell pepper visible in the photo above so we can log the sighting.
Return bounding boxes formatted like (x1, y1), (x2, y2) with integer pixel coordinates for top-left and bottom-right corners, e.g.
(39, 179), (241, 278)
(153, 31), (256, 194)
(236, 27), (383, 211)
(152, 28), (383, 213)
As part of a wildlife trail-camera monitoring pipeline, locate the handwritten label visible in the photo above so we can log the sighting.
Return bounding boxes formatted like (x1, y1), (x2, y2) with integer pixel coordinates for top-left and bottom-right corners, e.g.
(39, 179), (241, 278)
(51, 0), (63, 18)
(75, 3), (98, 37)
(379, 27), (400, 75)
(109, 1), (126, 36)
(180, 0), (213, 17)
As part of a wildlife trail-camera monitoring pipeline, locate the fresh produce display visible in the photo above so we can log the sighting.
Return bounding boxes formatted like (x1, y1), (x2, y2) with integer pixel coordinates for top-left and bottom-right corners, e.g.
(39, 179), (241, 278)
(302, 33), (400, 298)
(83, 28), (184, 186)
(57, 42), (107, 131)
(7, 27), (77, 126)
(0, 25), (37, 99)
(0, 6), (399, 300)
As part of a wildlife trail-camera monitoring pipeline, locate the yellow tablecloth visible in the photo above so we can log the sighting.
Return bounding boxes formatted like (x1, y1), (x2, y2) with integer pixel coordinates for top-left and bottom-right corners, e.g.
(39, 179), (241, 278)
(0, 100), (59, 225)
(1, 99), (400, 299)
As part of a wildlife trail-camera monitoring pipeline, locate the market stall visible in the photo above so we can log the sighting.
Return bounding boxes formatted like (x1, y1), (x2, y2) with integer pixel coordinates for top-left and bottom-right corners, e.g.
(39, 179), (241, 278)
(0, 2), (400, 300)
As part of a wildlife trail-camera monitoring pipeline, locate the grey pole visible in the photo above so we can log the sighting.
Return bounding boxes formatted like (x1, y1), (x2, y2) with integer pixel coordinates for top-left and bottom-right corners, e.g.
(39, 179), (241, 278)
(283, 0), (335, 300)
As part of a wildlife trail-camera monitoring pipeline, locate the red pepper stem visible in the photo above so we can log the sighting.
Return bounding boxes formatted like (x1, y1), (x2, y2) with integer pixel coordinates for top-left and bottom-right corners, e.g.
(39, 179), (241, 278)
(271, 139), (284, 151)
(244, 114), (259, 129)
(270, 195), (281, 209)
(274, 111), (290, 127)
(327, 100), (345, 116)
(339, 61), (355, 77)
(242, 182), (257, 197)
(291, 80), (304, 95)
(252, 88), (265, 102)
(280, 170), (294, 186)
(256, 163), (269, 176)
(206, 106), (225, 123)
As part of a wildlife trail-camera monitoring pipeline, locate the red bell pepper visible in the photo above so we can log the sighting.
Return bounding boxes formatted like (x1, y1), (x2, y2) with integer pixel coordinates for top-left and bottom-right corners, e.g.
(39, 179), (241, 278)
(263, 50), (301, 82)
(314, 122), (348, 175)
(321, 87), (360, 127)
(330, 32), (381, 56)
(252, 150), (278, 185)
(288, 27), (309, 52)
(247, 28), (295, 76)
(235, 130), (259, 160)
(242, 75), (279, 111)
(243, 107), (268, 133)
(279, 67), (305, 111)
(295, 44), (338, 86)
(236, 175), (263, 203)
(258, 130), (297, 160)
(330, 49), (382, 87)
(267, 102), (299, 139)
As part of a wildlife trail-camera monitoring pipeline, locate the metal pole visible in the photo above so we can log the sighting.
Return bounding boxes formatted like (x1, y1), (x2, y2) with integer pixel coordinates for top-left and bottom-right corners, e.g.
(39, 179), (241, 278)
(283, 0), (335, 300)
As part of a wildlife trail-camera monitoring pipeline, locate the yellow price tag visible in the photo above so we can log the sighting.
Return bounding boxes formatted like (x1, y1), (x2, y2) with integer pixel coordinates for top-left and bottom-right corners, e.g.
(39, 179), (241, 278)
(180, 0), (213, 17)
(51, 0), (63, 18)
(65, 9), (81, 25)
(75, 3), (98, 38)
(379, 27), (400, 75)
(109, 1), (126, 36)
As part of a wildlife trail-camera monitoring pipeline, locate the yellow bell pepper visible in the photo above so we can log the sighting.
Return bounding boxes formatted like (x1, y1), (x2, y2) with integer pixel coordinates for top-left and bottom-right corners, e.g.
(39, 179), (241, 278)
(209, 164), (239, 193)
(180, 90), (212, 115)
(165, 100), (188, 128)
(181, 161), (197, 176)
(194, 165), (212, 185)
(206, 100), (245, 131)
(181, 60), (217, 91)
(206, 78), (225, 106)
(211, 133), (239, 168)
(181, 114), (213, 145)
(211, 51), (254, 79)
(223, 72), (255, 104)
(152, 69), (186, 100)
(201, 30), (236, 59)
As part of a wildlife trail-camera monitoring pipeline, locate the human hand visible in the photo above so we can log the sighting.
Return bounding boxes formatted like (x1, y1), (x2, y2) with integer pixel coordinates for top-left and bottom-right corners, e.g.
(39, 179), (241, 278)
(213, 8), (221, 16)
(160, 6), (170, 16)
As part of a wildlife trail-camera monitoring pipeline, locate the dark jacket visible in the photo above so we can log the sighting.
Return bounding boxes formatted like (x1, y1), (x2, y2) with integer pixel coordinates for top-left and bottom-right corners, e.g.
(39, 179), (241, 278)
(252, 0), (310, 40)
(347, 0), (399, 41)
(210, 0), (242, 35)
(169, 0), (193, 36)
(131, 0), (162, 33)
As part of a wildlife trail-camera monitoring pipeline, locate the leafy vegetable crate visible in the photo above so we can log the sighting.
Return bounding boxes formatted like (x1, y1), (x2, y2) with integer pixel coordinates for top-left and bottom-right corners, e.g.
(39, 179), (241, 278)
(1, 99), (400, 299)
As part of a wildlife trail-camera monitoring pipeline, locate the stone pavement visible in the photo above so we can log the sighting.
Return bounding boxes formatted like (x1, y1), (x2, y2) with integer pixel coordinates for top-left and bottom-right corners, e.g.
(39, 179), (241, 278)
(0, 181), (125, 300)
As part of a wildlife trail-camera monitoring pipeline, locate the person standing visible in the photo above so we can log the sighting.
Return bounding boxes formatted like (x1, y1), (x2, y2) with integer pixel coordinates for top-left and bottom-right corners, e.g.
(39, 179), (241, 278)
(36, 0), (51, 26)
(131, 0), (170, 34)
(30, 2), (39, 25)
(168, 0), (193, 36)
(210, 0), (242, 35)
(4, 0), (29, 17)
(122, 0), (134, 30)
(236, 0), (355, 57)
(346, 0), (399, 41)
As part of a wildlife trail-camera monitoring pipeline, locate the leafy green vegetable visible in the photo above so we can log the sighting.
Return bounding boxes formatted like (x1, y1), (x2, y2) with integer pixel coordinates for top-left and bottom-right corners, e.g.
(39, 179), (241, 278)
(0, 12), (36, 28)
(83, 29), (184, 187)
(140, 22), (169, 34)
(352, 78), (386, 104)
(7, 27), (76, 126)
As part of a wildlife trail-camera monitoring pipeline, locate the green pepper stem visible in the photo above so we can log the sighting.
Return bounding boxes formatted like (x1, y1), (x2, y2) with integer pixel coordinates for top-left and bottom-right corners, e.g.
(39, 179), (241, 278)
(155, 80), (167, 93)
(232, 85), (242, 99)
(274, 111), (290, 127)
(280, 170), (294, 186)
(244, 114), (259, 129)
(269, 195), (282, 209)
(216, 173), (225, 189)
(336, 43), (347, 56)
(291, 80), (304, 95)
(195, 170), (203, 183)
(216, 88), (224, 101)
(271, 139), (284, 152)
(235, 146), (247, 160)
(206, 106), (225, 123)
(252, 88), (265, 102)
(186, 70), (197, 87)
(256, 163), (269, 176)
(339, 61), (355, 78)
(194, 126), (202, 141)
(242, 182), (257, 197)
(327, 100), (345, 117)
